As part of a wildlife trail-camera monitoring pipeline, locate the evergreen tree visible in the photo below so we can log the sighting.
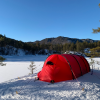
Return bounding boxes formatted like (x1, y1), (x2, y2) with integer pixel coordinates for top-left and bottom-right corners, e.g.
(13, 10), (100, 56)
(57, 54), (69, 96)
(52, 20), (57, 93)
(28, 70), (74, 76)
(65, 43), (70, 51)
(92, 3), (100, 33)
(49, 44), (53, 50)
(63, 44), (66, 52)
(36, 42), (40, 51)
(76, 41), (80, 52)
(69, 43), (75, 51)
(0, 56), (6, 66)
(28, 61), (35, 74)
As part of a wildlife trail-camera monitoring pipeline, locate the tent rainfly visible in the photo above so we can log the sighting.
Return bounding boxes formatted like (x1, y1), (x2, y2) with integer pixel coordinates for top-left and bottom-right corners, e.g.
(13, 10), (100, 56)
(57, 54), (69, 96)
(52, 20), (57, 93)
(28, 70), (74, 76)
(37, 54), (90, 83)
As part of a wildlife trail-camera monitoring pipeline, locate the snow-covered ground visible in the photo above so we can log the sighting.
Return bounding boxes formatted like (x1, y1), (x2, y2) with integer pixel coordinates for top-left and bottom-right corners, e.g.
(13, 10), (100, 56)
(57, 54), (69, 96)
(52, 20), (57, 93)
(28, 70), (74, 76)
(0, 55), (100, 100)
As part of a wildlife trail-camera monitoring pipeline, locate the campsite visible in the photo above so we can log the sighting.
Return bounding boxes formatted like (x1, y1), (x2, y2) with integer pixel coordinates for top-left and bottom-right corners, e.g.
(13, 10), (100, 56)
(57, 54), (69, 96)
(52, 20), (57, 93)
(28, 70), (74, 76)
(0, 55), (100, 100)
(0, 0), (100, 100)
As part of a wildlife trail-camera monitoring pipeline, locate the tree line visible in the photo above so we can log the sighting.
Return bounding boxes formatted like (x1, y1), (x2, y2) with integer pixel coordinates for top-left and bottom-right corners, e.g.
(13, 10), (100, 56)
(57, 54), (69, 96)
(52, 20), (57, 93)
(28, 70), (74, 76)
(0, 34), (100, 56)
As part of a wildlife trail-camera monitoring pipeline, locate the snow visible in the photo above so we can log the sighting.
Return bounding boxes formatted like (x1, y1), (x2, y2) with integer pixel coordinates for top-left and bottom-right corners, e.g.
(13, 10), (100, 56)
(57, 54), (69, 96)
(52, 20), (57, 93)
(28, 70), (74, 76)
(0, 55), (47, 83)
(0, 55), (100, 100)
(84, 48), (91, 53)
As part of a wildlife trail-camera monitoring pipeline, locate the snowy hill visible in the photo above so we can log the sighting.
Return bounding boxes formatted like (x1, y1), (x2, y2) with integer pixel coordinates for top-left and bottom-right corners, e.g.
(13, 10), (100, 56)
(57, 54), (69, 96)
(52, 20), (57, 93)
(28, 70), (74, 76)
(0, 55), (100, 99)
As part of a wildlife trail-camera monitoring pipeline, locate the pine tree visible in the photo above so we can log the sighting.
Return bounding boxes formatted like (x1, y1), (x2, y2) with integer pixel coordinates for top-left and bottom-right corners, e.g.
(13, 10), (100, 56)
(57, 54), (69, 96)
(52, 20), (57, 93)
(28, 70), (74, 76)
(0, 56), (6, 66)
(76, 41), (80, 52)
(92, 3), (100, 33)
(69, 43), (74, 51)
(28, 62), (35, 74)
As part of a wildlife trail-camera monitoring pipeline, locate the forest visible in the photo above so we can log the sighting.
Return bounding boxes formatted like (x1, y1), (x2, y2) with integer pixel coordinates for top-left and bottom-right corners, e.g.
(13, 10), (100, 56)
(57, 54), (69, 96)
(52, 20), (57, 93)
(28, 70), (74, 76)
(0, 34), (100, 57)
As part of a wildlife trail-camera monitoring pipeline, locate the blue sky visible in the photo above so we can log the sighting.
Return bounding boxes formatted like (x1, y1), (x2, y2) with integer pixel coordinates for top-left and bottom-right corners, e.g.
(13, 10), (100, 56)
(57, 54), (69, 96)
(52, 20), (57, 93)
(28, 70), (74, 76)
(0, 0), (100, 42)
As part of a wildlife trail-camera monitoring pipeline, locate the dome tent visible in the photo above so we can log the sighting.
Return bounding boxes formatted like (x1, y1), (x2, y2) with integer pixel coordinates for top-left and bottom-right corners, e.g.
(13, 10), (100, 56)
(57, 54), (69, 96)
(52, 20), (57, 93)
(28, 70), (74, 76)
(37, 54), (90, 83)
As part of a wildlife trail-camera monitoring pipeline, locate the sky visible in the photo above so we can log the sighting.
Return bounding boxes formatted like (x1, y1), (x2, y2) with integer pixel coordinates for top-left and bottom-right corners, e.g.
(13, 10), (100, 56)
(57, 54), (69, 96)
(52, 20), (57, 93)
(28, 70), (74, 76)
(0, 0), (100, 42)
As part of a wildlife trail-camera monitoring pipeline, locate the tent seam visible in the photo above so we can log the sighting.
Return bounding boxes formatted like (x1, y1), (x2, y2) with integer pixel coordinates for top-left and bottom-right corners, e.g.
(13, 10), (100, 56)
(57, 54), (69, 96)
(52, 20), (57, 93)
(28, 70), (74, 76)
(77, 55), (87, 72)
(61, 54), (75, 80)
(71, 54), (83, 76)
(80, 56), (90, 72)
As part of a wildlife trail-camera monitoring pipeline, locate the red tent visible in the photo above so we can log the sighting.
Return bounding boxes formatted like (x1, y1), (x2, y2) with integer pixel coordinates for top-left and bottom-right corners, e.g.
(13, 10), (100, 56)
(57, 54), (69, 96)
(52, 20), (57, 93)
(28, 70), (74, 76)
(37, 54), (90, 83)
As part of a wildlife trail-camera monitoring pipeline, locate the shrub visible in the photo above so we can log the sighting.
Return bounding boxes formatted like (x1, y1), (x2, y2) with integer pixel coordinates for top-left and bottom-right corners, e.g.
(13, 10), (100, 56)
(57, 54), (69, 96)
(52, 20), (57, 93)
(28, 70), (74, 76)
(0, 56), (6, 66)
